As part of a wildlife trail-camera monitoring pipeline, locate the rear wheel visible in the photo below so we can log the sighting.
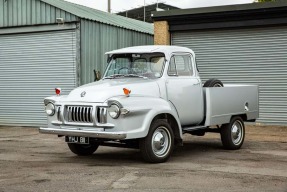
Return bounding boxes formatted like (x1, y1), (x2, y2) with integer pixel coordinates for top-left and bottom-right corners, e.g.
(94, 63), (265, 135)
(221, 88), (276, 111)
(67, 143), (99, 156)
(203, 78), (223, 87)
(140, 119), (174, 163)
(220, 116), (245, 150)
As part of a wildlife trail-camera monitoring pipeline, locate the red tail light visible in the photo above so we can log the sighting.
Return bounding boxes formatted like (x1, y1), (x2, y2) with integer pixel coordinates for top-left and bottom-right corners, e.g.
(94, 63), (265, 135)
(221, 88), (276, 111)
(55, 88), (61, 96)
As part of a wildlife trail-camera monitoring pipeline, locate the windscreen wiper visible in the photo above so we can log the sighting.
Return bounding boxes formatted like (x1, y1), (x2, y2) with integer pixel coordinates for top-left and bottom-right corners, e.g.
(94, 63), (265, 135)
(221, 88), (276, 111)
(124, 74), (148, 79)
(103, 74), (125, 79)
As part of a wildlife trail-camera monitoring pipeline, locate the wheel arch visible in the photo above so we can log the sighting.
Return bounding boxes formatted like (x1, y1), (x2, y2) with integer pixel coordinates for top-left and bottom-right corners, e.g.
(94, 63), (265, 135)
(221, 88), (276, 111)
(231, 114), (247, 122)
(108, 96), (182, 140)
(151, 113), (183, 146)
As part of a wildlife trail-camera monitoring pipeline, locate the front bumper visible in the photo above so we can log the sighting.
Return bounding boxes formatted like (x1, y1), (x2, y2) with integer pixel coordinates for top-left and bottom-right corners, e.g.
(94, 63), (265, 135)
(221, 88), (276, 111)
(39, 127), (127, 140)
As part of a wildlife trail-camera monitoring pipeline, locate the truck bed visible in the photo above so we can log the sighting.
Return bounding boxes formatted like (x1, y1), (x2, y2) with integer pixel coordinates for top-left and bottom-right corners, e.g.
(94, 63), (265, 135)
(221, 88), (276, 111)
(203, 84), (259, 126)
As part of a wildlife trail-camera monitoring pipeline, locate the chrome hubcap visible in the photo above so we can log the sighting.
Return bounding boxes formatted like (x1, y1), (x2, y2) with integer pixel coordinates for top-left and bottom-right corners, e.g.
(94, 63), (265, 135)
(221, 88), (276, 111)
(152, 126), (171, 157)
(231, 120), (243, 145)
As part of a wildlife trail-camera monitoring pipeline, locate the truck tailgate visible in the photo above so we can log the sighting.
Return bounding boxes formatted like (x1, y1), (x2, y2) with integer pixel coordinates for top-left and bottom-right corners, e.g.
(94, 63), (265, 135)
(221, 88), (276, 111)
(204, 84), (259, 126)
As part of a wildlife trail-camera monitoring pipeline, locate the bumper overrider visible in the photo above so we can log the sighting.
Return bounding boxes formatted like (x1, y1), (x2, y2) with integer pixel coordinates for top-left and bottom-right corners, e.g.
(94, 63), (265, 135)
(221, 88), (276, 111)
(39, 127), (127, 140)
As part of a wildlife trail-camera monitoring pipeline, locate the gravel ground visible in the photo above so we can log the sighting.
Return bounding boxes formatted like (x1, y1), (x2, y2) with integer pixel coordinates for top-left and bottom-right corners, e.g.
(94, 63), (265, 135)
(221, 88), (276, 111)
(0, 125), (286, 192)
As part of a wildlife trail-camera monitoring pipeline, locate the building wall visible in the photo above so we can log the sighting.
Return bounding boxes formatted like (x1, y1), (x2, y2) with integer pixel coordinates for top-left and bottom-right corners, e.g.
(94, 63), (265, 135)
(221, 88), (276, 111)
(0, 0), (77, 28)
(0, 0), (154, 86)
(80, 19), (154, 85)
(0, 0), (153, 126)
(154, 21), (170, 45)
(172, 26), (287, 125)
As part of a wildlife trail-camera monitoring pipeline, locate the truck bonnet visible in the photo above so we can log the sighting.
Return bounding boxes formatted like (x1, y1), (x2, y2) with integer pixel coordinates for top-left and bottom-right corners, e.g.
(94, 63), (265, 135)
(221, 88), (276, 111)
(64, 79), (160, 102)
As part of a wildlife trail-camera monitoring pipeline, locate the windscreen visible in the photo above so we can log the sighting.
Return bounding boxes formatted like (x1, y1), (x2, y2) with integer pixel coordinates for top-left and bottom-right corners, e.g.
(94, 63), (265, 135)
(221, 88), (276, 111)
(104, 53), (165, 79)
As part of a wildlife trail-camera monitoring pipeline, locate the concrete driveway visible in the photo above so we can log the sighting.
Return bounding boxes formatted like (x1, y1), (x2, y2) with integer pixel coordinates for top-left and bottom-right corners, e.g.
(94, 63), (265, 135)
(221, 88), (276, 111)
(0, 125), (286, 192)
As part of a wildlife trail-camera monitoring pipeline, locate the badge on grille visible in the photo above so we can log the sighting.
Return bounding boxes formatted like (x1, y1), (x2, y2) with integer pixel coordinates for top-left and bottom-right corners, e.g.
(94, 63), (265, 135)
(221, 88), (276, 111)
(81, 91), (86, 97)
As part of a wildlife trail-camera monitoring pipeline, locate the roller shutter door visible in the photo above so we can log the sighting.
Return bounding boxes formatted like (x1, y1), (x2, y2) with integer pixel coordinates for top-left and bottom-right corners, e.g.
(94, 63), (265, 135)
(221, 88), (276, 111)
(0, 30), (77, 127)
(172, 26), (287, 125)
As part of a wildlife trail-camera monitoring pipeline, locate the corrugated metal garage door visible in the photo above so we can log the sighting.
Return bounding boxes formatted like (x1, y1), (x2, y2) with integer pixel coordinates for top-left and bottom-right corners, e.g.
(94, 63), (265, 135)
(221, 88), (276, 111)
(172, 26), (287, 125)
(0, 30), (77, 127)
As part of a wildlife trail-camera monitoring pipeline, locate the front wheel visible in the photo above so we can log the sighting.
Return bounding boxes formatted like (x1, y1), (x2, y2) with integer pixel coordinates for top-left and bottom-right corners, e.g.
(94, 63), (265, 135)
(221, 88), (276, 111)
(220, 116), (245, 150)
(67, 143), (99, 156)
(140, 119), (174, 163)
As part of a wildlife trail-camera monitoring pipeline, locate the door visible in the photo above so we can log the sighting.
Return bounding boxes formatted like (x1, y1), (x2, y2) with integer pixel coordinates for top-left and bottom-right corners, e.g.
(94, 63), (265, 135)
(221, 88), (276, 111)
(166, 53), (204, 126)
(0, 30), (77, 127)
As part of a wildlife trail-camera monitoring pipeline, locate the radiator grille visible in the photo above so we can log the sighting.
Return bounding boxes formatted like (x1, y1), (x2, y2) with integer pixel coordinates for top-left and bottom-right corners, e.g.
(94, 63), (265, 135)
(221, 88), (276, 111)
(65, 106), (93, 123)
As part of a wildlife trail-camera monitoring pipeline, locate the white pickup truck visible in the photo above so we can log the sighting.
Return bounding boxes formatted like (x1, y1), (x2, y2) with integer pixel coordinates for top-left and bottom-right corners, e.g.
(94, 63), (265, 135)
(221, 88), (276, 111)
(40, 46), (259, 163)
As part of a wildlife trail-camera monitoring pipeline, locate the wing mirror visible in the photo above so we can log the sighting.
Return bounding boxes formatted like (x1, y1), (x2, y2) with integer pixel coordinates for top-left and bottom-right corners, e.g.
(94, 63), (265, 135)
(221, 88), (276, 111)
(94, 70), (101, 81)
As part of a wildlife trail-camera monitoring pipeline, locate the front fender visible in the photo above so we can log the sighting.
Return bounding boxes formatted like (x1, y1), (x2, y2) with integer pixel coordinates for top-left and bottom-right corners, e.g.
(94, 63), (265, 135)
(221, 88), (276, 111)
(44, 95), (68, 105)
(107, 96), (182, 140)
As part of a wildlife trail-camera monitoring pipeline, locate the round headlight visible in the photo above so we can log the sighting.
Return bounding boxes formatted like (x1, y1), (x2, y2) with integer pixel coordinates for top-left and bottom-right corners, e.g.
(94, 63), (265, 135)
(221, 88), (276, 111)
(45, 103), (55, 116)
(108, 104), (120, 119)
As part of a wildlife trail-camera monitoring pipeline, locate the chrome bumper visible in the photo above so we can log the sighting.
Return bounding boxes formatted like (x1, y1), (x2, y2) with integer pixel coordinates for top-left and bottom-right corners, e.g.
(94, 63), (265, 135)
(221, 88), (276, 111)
(39, 127), (127, 140)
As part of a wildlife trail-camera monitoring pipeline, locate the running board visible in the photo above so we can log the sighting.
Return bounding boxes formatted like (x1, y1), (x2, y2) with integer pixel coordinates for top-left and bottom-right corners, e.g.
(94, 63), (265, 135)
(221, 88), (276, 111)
(182, 126), (221, 134)
(182, 126), (207, 132)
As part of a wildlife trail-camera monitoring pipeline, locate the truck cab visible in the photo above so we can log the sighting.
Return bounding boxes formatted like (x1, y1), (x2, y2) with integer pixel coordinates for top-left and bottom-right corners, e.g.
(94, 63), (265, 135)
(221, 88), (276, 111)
(104, 46), (204, 126)
(40, 46), (259, 163)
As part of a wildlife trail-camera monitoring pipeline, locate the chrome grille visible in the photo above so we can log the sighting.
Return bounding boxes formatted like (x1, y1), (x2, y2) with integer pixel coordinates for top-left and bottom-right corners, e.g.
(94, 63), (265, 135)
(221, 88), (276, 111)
(65, 106), (93, 123)
(57, 106), (61, 121)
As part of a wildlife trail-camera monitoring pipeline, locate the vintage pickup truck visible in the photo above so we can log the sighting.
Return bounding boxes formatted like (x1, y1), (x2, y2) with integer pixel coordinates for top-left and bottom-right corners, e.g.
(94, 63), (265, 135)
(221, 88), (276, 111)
(40, 46), (259, 163)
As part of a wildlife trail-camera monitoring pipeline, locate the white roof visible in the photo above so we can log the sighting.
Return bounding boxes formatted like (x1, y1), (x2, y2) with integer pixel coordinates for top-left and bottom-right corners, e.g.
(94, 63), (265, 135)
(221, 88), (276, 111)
(106, 45), (195, 56)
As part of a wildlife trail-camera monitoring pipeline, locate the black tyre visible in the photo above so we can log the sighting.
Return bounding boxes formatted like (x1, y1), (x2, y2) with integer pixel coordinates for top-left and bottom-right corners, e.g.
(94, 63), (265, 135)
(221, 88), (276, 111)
(220, 116), (245, 150)
(140, 119), (174, 163)
(203, 78), (223, 87)
(67, 143), (99, 156)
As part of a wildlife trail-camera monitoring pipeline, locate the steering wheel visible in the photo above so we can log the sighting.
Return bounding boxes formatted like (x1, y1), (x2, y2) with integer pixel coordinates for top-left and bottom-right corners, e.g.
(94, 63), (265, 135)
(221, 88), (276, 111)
(118, 67), (129, 74)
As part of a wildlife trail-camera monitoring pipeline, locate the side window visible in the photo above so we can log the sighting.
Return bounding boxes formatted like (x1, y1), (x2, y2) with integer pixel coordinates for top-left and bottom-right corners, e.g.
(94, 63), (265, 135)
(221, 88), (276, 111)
(168, 56), (177, 76)
(168, 55), (193, 76)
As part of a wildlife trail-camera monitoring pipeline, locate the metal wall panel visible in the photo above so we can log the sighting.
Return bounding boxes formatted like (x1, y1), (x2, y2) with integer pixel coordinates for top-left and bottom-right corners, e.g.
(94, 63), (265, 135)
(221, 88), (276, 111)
(0, 30), (77, 126)
(172, 26), (287, 125)
(41, 0), (153, 34)
(0, 0), (77, 28)
(80, 20), (154, 85)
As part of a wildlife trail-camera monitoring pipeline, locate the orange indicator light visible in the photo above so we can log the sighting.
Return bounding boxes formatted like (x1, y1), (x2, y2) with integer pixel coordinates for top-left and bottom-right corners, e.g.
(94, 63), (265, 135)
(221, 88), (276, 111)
(123, 88), (131, 96)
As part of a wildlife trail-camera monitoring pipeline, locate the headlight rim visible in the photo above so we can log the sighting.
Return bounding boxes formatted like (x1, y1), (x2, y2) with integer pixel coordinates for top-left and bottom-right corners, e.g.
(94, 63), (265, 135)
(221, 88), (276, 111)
(108, 103), (121, 119)
(45, 102), (55, 116)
